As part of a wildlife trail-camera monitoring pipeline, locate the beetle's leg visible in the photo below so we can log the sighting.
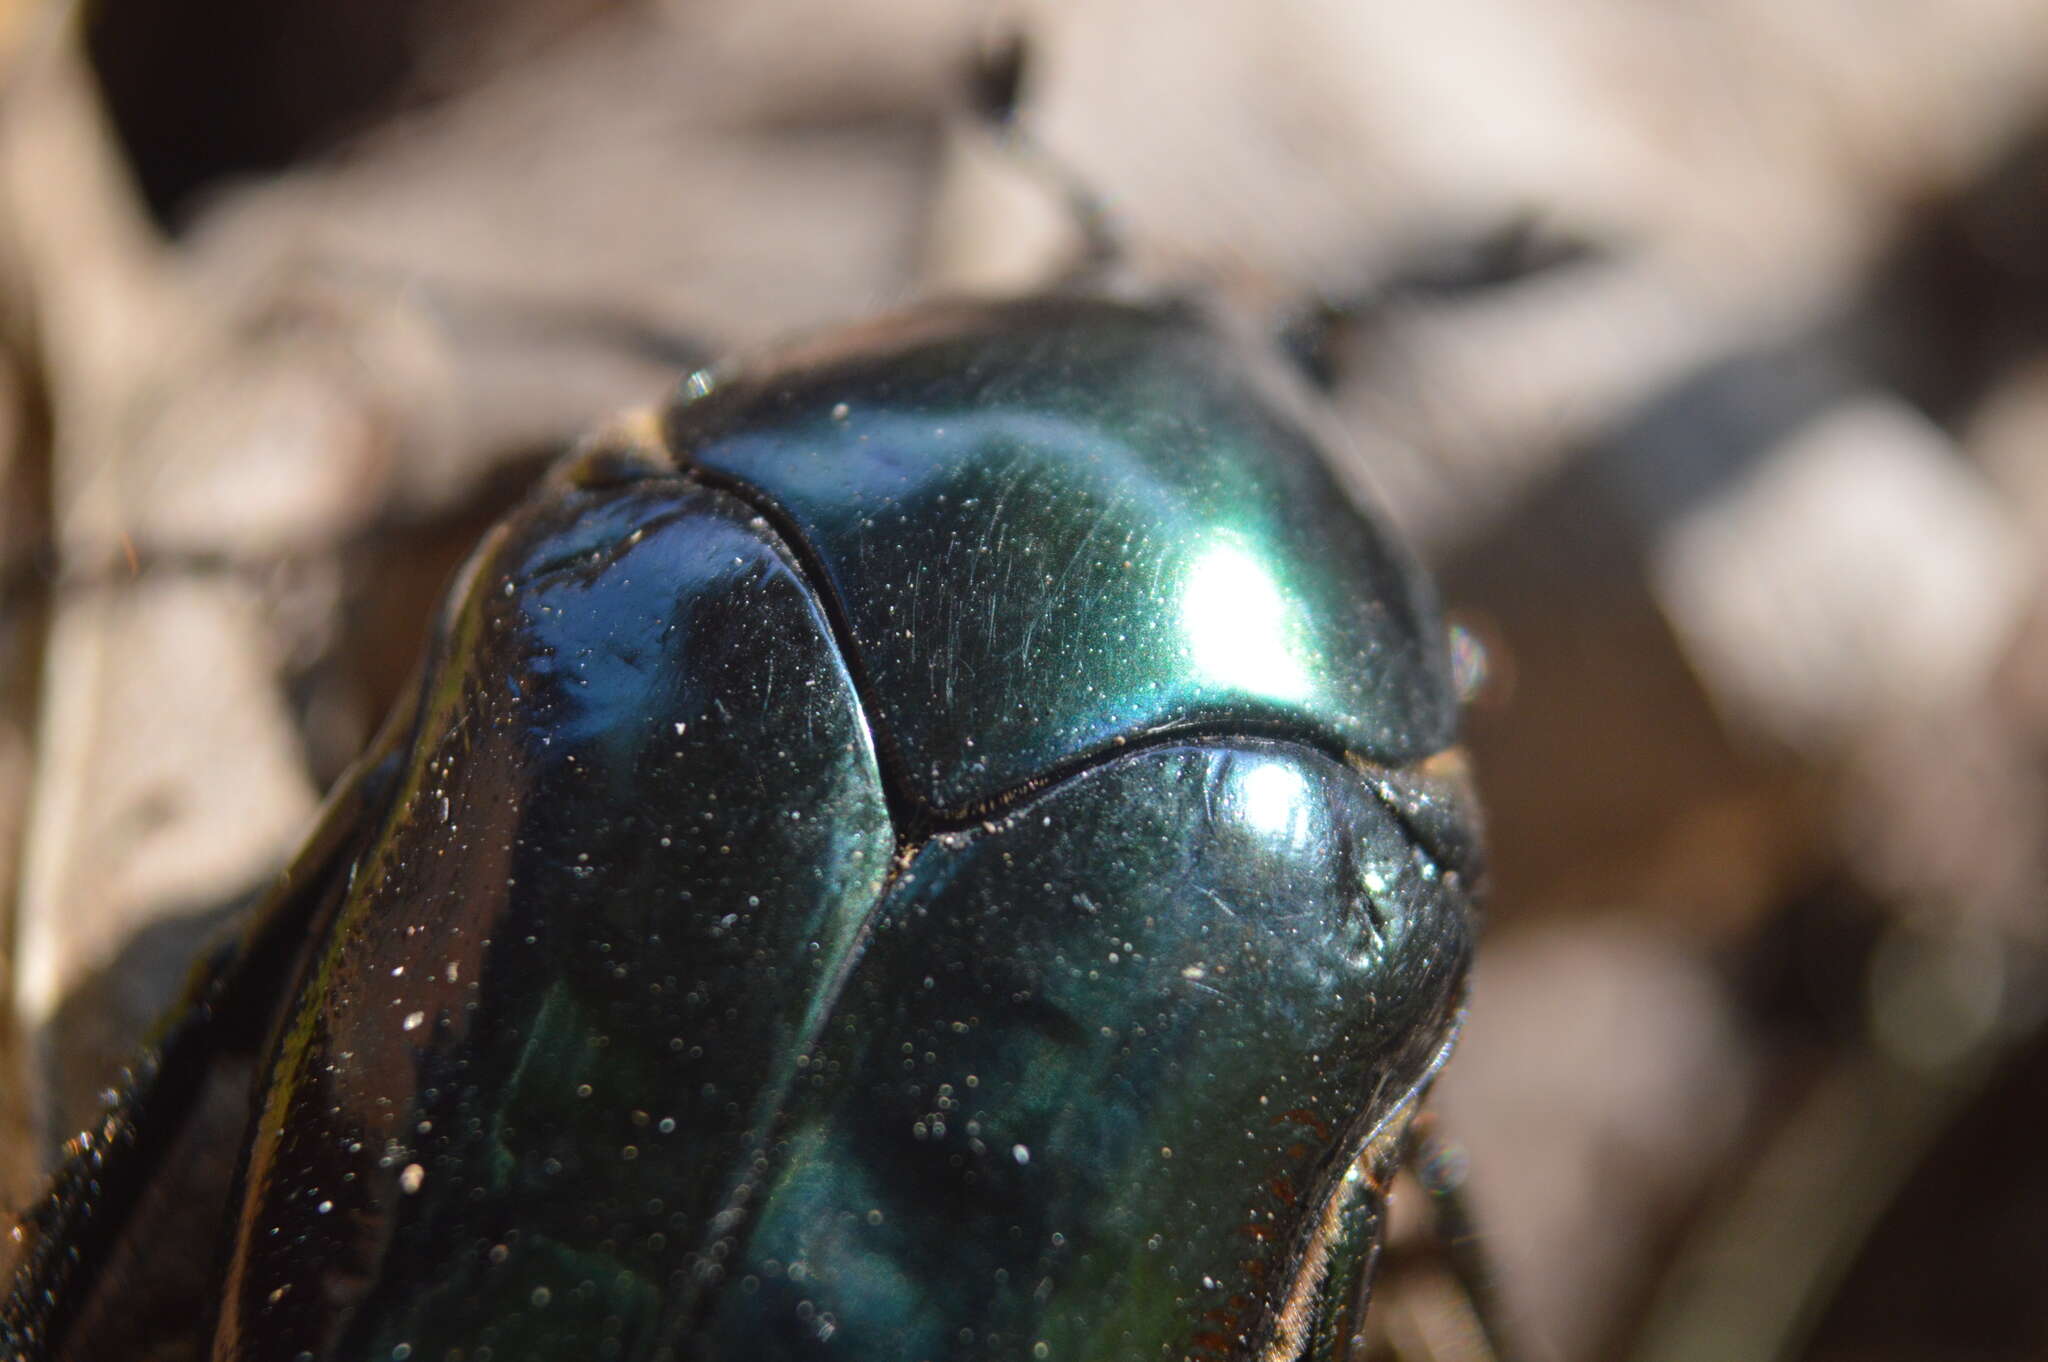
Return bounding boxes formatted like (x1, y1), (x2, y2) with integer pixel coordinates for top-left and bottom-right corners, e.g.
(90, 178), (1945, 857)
(1399, 1110), (1521, 1362)
(1275, 219), (1605, 394)
(2, 741), (402, 1360)
(964, 28), (1124, 281)
(1300, 1115), (1403, 1361)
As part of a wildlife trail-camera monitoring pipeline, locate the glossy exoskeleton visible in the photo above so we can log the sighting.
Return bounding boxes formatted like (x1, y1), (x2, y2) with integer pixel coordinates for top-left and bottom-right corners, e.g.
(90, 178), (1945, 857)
(3, 295), (1482, 1362)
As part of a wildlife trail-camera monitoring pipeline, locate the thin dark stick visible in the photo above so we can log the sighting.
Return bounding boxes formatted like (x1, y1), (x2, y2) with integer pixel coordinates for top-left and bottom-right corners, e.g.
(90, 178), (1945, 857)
(1406, 1110), (1522, 1362)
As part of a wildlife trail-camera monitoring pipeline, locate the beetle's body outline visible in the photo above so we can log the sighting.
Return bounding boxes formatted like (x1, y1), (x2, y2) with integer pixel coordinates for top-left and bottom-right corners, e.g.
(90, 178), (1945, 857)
(4, 294), (1483, 1362)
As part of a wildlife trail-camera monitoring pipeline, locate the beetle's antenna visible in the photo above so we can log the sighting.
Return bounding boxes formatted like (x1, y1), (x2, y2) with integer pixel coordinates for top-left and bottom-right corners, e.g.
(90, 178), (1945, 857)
(1405, 1110), (1524, 1362)
(1275, 216), (1604, 393)
(967, 28), (1123, 281)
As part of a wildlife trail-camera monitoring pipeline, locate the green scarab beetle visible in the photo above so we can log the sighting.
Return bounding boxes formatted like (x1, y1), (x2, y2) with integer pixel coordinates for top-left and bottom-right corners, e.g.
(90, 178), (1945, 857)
(3, 293), (1483, 1362)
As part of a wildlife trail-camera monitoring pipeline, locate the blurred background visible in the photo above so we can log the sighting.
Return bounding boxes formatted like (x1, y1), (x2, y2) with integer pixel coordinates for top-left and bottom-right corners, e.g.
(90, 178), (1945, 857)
(0, 1), (2045, 1359)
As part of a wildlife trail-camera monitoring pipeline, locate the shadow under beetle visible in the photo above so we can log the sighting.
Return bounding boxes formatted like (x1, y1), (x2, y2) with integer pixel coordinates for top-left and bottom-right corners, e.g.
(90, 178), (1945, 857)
(3, 291), (1486, 1361)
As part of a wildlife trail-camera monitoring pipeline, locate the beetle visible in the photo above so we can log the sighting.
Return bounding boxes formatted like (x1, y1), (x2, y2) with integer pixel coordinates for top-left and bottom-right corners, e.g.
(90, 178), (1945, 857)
(3, 289), (1484, 1362)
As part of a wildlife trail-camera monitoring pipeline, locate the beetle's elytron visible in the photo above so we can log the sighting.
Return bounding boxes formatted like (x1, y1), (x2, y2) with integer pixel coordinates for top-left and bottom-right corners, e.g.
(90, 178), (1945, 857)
(3, 295), (1483, 1361)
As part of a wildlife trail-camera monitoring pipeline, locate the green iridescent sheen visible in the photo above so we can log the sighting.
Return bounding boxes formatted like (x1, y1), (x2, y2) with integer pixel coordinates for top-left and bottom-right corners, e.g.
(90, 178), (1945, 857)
(668, 297), (1456, 816)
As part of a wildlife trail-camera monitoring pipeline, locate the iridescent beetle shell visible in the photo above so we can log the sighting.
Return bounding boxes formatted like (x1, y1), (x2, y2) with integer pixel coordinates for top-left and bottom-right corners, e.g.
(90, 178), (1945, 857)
(4, 295), (1481, 1362)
